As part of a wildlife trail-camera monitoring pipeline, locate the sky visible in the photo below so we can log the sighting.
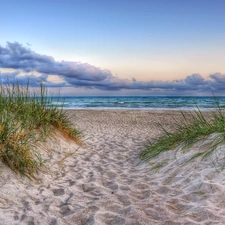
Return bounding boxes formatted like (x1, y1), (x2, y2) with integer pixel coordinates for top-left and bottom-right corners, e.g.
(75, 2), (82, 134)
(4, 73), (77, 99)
(1, 0), (225, 96)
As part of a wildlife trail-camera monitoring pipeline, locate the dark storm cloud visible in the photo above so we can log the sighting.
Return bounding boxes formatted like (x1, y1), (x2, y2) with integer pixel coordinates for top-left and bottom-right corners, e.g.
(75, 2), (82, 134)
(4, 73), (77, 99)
(0, 42), (225, 94)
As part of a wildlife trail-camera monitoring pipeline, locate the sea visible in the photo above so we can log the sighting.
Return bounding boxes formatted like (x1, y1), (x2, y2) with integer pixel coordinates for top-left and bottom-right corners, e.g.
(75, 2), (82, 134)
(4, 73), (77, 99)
(49, 96), (225, 110)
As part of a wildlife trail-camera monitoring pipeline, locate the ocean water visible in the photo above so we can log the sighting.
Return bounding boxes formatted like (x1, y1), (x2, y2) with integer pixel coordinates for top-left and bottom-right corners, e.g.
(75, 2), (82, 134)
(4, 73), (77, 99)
(49, 96), (225, 110)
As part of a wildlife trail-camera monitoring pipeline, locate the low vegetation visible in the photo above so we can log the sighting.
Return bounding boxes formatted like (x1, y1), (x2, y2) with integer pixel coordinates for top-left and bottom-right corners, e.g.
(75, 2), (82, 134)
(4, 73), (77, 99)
(0, 81), (80, 178)
(141, 101), (225, 164)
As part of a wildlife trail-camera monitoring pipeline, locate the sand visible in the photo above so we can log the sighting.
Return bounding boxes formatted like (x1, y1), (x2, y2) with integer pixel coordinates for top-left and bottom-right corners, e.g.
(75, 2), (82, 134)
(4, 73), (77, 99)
(0, 109), (225, 224)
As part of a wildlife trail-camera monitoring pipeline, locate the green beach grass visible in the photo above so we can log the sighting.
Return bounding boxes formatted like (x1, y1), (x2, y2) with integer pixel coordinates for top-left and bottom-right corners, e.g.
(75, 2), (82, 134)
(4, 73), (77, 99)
(0, 81), (81, 178)
(141, 102), (225, 166)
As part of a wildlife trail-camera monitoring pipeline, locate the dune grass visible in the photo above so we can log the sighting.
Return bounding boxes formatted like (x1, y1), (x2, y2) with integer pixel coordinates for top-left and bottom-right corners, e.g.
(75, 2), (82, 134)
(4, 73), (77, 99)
(0, 81), (81, 178)
(141, 101), (225, 164)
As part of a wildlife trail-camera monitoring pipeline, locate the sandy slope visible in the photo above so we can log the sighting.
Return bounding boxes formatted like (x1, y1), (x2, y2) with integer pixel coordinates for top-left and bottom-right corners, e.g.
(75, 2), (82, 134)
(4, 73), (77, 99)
(0, 110), (225, 225)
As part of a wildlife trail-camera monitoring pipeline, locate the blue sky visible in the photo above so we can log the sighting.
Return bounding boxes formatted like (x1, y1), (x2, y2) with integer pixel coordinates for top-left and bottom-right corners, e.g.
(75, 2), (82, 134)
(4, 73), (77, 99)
(1, 0), (225, 96)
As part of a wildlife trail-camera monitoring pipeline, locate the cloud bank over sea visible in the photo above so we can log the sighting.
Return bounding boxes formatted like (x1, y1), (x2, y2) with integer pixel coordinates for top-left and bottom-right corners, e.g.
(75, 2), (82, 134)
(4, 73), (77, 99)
(0, 42), (224, 95)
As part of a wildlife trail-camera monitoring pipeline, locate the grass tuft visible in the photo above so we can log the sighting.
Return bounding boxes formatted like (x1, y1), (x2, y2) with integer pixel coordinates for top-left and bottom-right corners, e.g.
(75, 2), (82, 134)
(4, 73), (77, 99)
(0, 80), (81, 178)
(141, 101), (225, 165)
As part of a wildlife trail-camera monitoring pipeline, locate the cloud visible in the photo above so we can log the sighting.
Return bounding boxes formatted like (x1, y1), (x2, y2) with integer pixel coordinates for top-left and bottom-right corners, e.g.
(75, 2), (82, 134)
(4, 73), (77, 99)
(185, 73), (205, 85)
(0, 71), (66, 87)
(0, 42), (225, 95)
(128, 73), (209, 92)
(208, 73), (225, 91)
(0, 42), (113, 82)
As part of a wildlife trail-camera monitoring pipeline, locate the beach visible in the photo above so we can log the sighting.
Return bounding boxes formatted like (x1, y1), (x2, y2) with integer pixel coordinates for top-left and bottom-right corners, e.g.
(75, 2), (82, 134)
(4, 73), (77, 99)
(0, 109), (225, 225)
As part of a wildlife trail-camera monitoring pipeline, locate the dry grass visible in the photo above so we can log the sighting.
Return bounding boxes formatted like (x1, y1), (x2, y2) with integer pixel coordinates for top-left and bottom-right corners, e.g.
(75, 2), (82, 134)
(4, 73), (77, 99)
(0, 81), (81, 178)
(141, 102), (225, 169)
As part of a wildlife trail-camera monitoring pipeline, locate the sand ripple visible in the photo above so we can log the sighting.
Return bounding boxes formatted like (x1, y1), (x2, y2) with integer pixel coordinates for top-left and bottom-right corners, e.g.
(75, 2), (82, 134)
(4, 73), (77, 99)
(0, 110), (225, 224)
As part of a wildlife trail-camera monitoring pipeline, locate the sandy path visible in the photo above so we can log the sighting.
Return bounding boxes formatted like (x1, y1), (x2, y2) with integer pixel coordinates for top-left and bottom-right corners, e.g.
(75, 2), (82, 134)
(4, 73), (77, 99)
(0, 110), (224, 225)
(63, 110), (173, 225)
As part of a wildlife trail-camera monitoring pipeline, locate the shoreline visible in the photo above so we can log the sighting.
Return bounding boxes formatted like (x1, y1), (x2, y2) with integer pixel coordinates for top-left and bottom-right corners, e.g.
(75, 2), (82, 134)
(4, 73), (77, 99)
(64, 107), (225, 112)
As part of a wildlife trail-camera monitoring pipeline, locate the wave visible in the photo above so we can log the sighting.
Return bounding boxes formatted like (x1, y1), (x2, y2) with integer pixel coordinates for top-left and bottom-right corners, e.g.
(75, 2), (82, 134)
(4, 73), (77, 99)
(45, 96), (225, 109)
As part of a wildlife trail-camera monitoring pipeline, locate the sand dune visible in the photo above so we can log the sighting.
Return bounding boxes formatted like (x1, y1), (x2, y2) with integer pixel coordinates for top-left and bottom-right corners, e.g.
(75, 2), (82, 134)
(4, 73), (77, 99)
(0, 110), (225, 225)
